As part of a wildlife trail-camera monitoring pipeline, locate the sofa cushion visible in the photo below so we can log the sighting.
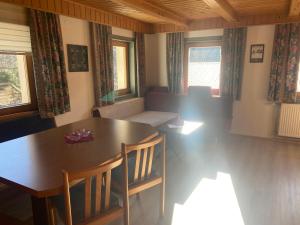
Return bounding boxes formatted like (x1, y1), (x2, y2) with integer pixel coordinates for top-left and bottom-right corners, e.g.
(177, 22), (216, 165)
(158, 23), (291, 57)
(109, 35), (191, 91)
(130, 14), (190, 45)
(0, 114), (55, 143)
(126, 111), (178, 127)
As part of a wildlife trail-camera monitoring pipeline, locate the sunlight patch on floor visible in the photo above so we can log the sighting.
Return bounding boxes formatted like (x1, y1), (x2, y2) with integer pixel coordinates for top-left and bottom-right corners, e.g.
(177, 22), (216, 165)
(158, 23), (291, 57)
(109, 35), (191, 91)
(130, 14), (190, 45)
(181, 121), (204, 135)
(171, 172), (245, 225)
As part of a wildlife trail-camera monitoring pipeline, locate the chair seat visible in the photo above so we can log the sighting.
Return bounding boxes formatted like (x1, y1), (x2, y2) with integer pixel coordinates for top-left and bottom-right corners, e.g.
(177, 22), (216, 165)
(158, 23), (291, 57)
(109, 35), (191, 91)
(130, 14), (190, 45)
(51, 180), (120, 225)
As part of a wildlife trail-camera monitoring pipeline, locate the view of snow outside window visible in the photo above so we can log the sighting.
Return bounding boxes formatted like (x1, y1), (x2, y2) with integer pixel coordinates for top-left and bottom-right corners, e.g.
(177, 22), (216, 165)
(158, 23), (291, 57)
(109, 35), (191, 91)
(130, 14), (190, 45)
(188, 46), (221, 95)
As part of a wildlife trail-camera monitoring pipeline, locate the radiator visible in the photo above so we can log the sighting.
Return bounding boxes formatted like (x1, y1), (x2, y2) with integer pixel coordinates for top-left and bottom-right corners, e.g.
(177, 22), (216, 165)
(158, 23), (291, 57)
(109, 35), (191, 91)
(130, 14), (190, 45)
(278, 103), (300, 138)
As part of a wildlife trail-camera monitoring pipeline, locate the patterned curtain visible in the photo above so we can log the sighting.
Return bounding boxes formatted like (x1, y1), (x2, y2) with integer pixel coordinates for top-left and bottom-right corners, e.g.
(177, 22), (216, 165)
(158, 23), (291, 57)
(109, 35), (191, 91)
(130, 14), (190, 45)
(166, 32), (184, 94)
(267, 23), (300, 103)
(29, 10), (70, 118)
(135, 32), (146, 97)
(220, 27), (247, 100)
(90, 23), (114, 107)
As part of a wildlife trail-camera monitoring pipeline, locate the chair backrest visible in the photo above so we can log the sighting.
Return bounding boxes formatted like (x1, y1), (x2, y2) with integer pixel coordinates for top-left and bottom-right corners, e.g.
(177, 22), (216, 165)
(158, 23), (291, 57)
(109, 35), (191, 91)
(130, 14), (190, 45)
(122, 134), (165, 183)
(62, 157), (124, 225)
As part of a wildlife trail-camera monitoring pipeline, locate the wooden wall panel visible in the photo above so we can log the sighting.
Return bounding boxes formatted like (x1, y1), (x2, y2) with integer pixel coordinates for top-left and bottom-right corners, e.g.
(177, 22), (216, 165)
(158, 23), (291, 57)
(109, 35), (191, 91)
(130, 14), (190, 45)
(0, 0), (153, 33)
(154, 14), (300, 33)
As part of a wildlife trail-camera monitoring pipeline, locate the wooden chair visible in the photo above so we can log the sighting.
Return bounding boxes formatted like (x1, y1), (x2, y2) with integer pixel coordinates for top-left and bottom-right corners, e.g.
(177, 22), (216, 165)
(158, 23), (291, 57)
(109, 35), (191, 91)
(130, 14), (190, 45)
(50, 157), (128, 225)
(121, 134), (166, 221)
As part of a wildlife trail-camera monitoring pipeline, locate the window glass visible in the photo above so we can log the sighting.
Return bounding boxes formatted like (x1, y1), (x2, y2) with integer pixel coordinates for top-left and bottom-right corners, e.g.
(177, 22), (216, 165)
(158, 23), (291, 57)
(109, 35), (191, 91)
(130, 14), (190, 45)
(113, 45), (128, 91)
(297, 71), (300, 93)
(188, 46), (221, 95)
(0, 54), (31, 109)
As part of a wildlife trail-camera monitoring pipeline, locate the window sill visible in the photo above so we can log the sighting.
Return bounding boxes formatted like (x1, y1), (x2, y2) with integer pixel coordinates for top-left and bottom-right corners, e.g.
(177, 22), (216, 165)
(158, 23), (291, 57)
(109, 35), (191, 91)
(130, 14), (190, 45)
(115, 93), (137, 102)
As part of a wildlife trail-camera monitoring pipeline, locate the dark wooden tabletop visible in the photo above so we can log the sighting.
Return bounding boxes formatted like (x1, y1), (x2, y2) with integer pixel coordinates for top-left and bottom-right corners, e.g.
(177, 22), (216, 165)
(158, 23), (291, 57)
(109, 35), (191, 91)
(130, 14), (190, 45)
(0, 118), (158, 198)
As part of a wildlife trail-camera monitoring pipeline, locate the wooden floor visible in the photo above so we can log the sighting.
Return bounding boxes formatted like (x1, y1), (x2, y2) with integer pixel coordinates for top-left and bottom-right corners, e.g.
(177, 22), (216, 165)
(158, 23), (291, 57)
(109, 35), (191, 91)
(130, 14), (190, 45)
(112, 131), (300, 225)
(2, 129), (300, 225)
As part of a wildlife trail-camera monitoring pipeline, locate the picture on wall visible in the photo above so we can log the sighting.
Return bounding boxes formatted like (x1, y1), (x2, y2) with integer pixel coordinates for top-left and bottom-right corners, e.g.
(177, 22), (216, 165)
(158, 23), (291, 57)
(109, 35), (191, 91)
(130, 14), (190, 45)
(250, 44), (264, 63)
(67, 44), (89, 72)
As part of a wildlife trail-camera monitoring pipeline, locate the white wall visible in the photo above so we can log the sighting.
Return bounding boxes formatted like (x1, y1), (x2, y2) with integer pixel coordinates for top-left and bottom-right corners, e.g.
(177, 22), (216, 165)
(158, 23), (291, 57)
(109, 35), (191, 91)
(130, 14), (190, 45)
(55, 16), (134, 127)
(231, 25), (276, 138)
(145, 26), (276, 138)
(55, 16), (95, 127)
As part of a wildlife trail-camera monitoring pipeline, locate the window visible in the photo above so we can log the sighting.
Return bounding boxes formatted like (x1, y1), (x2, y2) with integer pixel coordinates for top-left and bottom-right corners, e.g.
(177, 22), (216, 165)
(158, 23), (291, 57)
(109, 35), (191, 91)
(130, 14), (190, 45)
(297, 71), (300, 93)
(0, 22), (37, 116)
(184, 41), (222, 96)
(0, 53), (36, 116)
(112, 40), (130, 96)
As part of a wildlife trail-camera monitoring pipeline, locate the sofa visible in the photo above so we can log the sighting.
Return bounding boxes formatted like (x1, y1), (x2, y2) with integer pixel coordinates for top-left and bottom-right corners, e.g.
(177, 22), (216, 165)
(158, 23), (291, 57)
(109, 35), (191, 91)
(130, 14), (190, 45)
(92, 86), (233, 129)
(0, 114), (56, 143)
(93, 96), (179, 127)
(180, 86), (232, 121)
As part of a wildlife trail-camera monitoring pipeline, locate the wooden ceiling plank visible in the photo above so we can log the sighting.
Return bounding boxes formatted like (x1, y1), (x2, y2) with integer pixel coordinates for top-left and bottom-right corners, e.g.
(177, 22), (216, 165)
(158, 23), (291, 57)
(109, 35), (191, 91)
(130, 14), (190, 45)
(0, 0), (153, 33)
(154, 14), (300, 33)
(109, 0), (188, 27)
(289, 0), (300, 17)
(202, 0), (238, 22)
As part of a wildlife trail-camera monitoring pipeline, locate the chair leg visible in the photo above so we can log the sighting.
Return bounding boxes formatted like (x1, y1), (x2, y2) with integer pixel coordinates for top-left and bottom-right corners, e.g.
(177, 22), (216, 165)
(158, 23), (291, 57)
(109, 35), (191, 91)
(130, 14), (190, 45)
(48, 200), (57, 225)
(160, 182), (165, 218)
(123, 197), (130, 225)
(124, 208), (129, 225)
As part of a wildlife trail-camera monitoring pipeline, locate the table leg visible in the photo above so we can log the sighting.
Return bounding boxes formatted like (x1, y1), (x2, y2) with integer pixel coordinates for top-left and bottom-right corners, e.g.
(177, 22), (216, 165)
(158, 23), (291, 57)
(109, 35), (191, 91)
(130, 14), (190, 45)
(31, 196), (51, 225)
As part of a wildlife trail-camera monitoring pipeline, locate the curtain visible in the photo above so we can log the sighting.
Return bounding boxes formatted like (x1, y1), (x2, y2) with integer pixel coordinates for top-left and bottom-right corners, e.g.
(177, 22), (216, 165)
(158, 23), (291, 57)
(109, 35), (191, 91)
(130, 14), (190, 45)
(166, 32), (184, 94)
(220, 27), (247, 100)
(29, 10), (70, 118)
(90, 23), (114, 107)
(267, 23), (300, 103)
(135, 32), (146, 97)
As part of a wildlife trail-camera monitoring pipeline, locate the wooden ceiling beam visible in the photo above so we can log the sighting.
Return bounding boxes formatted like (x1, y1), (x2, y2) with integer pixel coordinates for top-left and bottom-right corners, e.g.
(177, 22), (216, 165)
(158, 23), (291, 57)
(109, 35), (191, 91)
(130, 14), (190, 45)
(109, 0), (188, 27)
(202, 0), (238, 22)
(289, 0), (300, 17)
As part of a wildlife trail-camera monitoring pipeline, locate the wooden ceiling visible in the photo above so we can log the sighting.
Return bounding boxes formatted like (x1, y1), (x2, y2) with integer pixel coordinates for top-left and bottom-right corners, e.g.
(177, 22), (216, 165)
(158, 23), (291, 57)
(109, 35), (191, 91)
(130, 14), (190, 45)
(71, 0), (292, 23)
(69, 0), (300, 32)
(1, 0), (300, 33)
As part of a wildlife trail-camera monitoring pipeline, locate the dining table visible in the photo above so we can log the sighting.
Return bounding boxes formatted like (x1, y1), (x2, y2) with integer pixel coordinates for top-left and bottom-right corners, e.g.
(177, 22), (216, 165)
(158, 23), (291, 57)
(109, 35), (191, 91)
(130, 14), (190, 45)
(0, 118), (158, 225)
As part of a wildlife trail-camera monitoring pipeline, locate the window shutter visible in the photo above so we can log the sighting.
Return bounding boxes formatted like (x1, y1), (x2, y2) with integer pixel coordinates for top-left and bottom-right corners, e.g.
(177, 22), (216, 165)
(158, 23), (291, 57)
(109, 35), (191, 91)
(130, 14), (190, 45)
(0, 22), (31, 53)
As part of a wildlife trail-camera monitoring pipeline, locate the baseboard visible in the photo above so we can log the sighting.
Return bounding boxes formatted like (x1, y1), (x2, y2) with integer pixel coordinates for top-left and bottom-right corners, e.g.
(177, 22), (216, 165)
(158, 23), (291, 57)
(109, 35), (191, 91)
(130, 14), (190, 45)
(273, 135), (300, 144)
(228, 132), (300, 145)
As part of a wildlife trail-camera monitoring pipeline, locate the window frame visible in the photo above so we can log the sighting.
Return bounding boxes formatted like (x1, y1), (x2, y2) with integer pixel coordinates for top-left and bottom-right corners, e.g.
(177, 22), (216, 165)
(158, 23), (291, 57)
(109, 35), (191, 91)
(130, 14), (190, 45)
(112, 40), (131, 96)
(184, 40), (222, 95)
(297, 75), (300, 99)
(0, 51), (37, 117)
